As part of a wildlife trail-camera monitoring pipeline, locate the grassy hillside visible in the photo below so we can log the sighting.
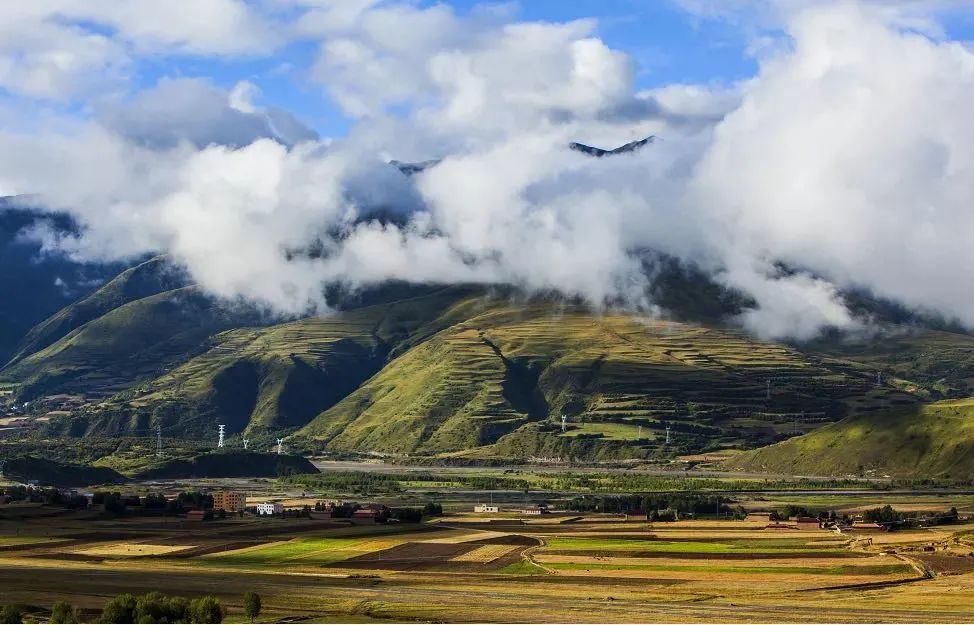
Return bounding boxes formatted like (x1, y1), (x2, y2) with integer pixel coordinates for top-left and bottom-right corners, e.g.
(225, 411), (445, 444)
(302, 304), (920, 459)
(1, 286), (261, 401)
(51, 285), (490, 436)
(6, 256), (185, 366)
(727, 398), (974, 478)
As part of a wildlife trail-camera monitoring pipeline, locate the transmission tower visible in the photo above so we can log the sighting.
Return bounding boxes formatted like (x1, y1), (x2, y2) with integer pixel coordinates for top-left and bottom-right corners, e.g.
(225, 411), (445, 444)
(242, 438), (249, 450)
(217, 424), (226, 448)
(876, 371), (882, 386)
(156, 424), (162, 457)
(665, 425), (671, 445)
(560, 415), (567, 433)
(637, 425), (642, 440)
(0, 459), (5, 479)
(766, 378), (772, 400)
(276, 438), (284, 455)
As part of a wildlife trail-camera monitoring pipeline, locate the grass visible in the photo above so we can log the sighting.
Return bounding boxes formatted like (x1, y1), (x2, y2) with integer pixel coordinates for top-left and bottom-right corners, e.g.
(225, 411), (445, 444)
(730, 398), (974, 478)
(543, 537), (840, 554)
(199, 537), (391, 567)
(543, 562), (913, 576)
(0, 535), (61, 546)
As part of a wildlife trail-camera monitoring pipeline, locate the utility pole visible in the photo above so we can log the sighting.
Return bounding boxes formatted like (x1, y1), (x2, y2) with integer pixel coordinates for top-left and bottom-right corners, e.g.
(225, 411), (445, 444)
(217, 424), (226, 448)
(156, 424), (162, 457)
(276, 438), (284, 455)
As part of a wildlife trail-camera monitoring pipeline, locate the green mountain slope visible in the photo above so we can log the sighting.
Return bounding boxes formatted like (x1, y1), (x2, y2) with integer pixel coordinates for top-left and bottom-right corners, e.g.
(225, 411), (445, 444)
(6, 256), (184, 366)
(301, 304), (922, 459)
(1, 286), (260, 400)
(726, 399), (974, 478)
(50, 285), (489, 436)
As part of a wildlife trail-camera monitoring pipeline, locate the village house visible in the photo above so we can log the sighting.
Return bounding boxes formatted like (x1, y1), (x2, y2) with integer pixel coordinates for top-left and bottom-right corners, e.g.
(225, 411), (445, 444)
(474, 504), (499, 513)
(796, 516), (822, 530)
(256, 502), (284, 516)
(211, 490), (247, 513)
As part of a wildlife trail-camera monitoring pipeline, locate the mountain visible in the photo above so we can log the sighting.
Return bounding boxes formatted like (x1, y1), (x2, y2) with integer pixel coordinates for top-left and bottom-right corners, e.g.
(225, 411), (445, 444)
(0, 199), (129, 363)
(6, 256), (185, 367)
(389, 135), (659, 175)
(5, 246), (974, 465)
(726, 399), (974, 479)
(0, 285), (264, 401)
(569, 136), (656, 157)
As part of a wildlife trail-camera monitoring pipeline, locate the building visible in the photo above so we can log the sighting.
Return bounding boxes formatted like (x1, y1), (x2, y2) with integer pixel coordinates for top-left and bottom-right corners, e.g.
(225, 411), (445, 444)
(849, 521), (887, 532)
(796, 516), (821, 530)
(350, 508), (378, 524)
(185, 510), (206, 521)
(745, 513), (772, 523)
(474, 504), (499, 513)
(256, 502), (284, 516)
(519, 504), (549, 516)
(212, 490), (247, 513)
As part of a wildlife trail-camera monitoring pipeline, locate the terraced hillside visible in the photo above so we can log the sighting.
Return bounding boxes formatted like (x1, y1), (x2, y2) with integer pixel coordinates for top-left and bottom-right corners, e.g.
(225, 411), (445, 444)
(1, 286), (262, 401)
(301, 304), (920, 459)
(727, 398), (974, 478)
(50, 285), (491, 436)
(6, 258), (974, 460)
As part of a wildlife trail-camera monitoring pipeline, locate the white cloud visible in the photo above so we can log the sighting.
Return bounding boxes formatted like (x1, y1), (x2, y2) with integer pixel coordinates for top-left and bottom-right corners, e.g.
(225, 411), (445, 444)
(4, 0), (974, 342)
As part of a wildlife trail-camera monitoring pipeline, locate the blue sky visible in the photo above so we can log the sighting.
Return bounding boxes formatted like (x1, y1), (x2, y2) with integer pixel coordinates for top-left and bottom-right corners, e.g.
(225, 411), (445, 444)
(129, 1), (763, 138)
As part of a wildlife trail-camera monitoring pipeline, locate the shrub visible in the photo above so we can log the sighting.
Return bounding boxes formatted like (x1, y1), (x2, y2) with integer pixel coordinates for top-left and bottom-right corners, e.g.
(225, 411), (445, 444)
(188, 596), (223, 624)
(0, 605), (24, 624)
(50, 601), (77, 623)
(101, 593), (136, 623)
(243, 592), (261, 623)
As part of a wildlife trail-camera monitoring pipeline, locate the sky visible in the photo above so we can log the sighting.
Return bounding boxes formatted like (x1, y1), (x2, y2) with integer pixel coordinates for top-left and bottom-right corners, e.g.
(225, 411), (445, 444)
(2, 0), (974, 341)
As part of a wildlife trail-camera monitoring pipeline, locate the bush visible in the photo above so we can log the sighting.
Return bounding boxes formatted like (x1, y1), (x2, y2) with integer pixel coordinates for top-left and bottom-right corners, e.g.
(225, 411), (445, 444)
(0, 605), (24, 624)
(101, 593), (136, 623)
(50, 601), (77, 623)
(243, 592), (261, 623)
(188, 596), (223, 624)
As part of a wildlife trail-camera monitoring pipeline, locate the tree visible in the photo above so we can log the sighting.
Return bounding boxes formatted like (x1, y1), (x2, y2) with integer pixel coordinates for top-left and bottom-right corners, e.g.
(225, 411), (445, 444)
(50, 601), (77, 623)
(243, 592), (261, 623)
(0, 605), (24, 624)
(189, 596), (224, 624)
(101, 593), (136, 623)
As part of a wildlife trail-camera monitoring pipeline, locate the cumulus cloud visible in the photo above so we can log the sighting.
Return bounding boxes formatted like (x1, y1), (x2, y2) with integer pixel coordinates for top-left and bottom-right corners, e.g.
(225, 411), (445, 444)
(96, 78), (318, 149)
(2, 0), (974, 341)
(0, 1), (280, 100)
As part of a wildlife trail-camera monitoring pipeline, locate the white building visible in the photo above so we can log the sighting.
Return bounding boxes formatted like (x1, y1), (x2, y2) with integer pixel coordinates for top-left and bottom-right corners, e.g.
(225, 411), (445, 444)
(474, 504), (499, 513)
(256, 502), (284, 516)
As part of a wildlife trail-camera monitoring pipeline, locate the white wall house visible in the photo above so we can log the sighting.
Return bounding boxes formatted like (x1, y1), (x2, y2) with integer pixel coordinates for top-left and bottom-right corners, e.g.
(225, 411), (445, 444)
(474, 504), (499, 513)
(256, 502), (284, 515)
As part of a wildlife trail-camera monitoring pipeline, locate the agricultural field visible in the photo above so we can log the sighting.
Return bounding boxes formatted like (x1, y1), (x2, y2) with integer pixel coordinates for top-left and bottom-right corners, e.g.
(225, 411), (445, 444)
(3, 499), (974, 622)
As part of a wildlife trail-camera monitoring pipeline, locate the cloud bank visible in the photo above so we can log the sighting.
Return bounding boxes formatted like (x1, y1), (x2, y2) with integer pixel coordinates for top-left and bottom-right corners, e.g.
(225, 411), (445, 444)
(1, 1), (973, 341)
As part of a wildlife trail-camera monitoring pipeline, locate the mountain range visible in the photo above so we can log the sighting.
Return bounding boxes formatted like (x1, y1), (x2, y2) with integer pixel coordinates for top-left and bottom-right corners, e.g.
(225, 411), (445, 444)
(1, 245), (973, 475)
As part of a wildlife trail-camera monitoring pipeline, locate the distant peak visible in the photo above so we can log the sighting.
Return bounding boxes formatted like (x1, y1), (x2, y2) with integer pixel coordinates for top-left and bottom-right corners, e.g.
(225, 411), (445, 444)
(389, 135), (658, 175)
(569, 136), (656, 158)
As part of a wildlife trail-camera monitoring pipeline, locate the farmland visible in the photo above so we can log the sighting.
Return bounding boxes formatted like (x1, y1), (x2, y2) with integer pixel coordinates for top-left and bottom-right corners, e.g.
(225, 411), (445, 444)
(3, 494), (974, 623)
